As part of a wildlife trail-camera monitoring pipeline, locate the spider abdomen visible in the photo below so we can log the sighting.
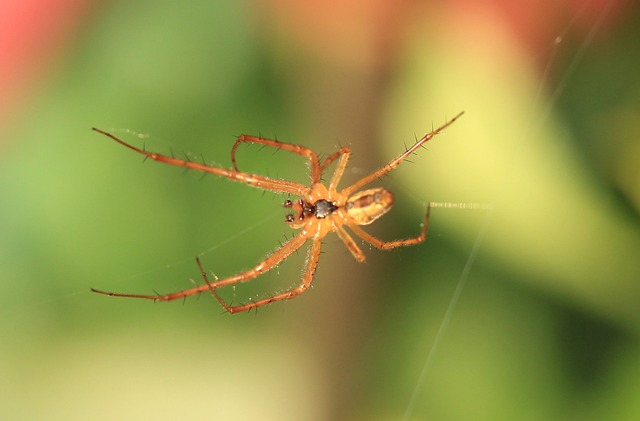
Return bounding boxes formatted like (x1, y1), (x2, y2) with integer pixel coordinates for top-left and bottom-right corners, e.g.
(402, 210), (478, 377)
(344, 187), (394, 226)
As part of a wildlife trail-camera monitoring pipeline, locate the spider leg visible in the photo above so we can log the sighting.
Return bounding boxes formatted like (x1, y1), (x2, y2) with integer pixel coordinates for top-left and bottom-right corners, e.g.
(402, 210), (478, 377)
(347, 205), (431, 249)
(92, 128), (308, 196)
(319, 149), (344, 173)
(231, 135), (323, 184)
(91, 232), (309, 305)
(210, 238), (323, 313)
(341, 112), (464, 196)
(321, 147), (351, 193)
(334, 223), (366, 262)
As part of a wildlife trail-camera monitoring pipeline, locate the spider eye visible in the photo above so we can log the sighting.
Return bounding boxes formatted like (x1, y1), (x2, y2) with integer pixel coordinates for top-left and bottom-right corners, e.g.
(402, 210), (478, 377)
(283, 199), (293, 208)
(285, 214), (295, 222)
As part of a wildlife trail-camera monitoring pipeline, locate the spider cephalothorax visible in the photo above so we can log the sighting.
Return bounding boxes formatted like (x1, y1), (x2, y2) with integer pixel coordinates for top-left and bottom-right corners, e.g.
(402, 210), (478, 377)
(283, 198), (338, 224)
(91, 112), (463, 313)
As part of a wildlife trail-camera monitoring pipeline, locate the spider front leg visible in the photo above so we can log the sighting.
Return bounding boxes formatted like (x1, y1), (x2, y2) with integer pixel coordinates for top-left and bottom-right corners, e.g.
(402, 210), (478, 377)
(200, 239), (323, 313)
(231, 135), (323, 183)
(92, 128), (308, 196)
(347, 205), (431, 250)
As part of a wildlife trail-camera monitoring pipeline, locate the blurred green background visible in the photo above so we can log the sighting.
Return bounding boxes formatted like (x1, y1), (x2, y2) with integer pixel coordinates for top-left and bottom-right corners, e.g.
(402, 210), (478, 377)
(1, 1), (639, 420)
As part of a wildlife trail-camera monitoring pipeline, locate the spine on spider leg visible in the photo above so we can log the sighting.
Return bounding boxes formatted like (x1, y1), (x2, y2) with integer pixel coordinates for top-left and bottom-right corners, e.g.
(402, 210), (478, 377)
(341, 112), (464, 196)
(91, 127), (310, 196)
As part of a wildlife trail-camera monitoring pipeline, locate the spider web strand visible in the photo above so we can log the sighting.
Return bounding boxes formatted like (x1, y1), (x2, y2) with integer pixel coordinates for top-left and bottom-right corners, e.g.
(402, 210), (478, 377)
(401, 209), (492, 421)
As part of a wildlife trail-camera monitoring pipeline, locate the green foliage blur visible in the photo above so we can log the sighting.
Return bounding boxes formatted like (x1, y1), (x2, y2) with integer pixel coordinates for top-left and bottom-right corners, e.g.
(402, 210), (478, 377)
(1, 1), (639, 420)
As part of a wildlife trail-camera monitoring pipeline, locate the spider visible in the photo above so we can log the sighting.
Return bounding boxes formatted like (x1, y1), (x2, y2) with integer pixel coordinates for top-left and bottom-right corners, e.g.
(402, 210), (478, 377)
(91, 112), (463, 313)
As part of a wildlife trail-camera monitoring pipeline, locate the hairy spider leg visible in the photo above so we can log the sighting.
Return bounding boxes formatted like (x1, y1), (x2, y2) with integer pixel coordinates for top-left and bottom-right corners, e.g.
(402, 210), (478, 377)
(323, 147), (351, 194)
(319, 148), (350, 173)
(231, 135), (323, 184)
(347, 205), (431, 250)
(91, 128), (308, 197)
(328, 203), (431, 263)
(200, 238), (322, 313)
(230, 134), (353, 195)
(333, 222), (366, 262)
(326, 112), (463, 252)
(91, 231), (309, 304)
(342, 111), (464, 196)
(89, 129), (347, 311)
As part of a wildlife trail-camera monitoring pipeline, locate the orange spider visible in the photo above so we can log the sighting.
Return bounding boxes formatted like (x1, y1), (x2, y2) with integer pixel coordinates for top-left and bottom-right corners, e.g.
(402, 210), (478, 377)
(91, 112), (464, 313)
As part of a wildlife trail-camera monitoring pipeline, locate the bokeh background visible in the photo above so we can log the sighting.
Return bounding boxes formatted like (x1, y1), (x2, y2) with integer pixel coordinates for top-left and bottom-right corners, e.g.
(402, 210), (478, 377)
(1, 0), (639, 420)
